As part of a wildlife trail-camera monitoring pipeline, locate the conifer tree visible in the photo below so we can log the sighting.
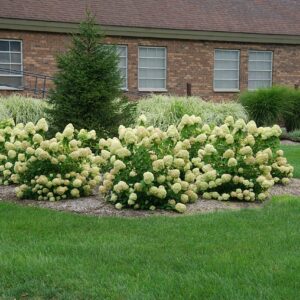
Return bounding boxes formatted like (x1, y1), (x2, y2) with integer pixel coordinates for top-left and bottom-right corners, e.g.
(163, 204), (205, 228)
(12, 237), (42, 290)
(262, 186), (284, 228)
(48, 12), (123, 136)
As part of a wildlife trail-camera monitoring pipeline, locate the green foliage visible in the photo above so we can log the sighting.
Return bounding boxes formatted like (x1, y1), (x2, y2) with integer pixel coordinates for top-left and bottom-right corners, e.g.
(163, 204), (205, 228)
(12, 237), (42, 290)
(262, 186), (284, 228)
(0, 95), (48, 124)
(288, 130), (300, 139)
(239, 86), (300, 130)
(281, 129), (300, 142)
(98, 115), (293, 211)
(283, 89), (300, 131)
(48, 12), (123, 136)
(109, 97), (137, 134)
(134, 95), (248, 129)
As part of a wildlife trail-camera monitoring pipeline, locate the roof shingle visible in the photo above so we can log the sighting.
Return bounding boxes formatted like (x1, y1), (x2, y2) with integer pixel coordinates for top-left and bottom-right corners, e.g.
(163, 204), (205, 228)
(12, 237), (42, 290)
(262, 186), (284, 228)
(0, 0), (299, 36)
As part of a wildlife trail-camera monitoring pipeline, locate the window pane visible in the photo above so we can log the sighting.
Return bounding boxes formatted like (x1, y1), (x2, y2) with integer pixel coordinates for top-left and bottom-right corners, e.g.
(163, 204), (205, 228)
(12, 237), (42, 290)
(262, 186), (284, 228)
(0, 64), (10, 74)
(249, 61), (272, 71)
(139, 79), (165, 89)
(215, 50), (239, 60)
(215, 60), (239, 70)
(118, 57), (126, 68)
(10, 41), (21, 52)
(116, 45), (127, 89)
(0, 76), (23, 88)
(139, 57), (165, 68)
(139, 68), (165, 79)
(0, 53), (10, 63)
(117, 46), (126, 57)
(249, 71), (272, 80)
(0, 41), (9, 51)
(214, 50), (239, 90)
(11, 53), (21, 64)
(249, 51), (272, 61)
(214, 80), (239, 90)
(214, 70), (239, 80)
(249, 80), (271, 90)
(11, 64), (22, 74)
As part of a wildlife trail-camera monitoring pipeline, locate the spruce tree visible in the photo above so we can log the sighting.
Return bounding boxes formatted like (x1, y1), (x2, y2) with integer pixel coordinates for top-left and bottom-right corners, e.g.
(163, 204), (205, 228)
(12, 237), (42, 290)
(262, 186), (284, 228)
(48, 13), (122, 136)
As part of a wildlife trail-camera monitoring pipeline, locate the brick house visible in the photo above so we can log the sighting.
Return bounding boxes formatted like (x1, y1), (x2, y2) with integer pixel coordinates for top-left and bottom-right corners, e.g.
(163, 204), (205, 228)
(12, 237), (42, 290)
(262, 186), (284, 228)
(0, 0), (300, 100)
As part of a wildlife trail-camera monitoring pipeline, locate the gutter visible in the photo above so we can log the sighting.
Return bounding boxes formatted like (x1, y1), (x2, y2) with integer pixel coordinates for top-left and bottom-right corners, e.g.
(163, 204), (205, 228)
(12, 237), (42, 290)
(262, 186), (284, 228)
(0, 18), (300, 45)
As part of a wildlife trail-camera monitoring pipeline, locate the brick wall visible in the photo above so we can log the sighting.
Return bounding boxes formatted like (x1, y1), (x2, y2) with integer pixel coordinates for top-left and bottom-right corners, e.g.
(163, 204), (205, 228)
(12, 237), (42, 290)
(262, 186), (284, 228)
(1, 30), (300, 100)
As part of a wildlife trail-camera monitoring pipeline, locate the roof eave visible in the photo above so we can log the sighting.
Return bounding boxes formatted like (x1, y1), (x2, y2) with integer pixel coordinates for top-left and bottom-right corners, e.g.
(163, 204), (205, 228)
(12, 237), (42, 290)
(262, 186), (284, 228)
(0, 18), (300, 45)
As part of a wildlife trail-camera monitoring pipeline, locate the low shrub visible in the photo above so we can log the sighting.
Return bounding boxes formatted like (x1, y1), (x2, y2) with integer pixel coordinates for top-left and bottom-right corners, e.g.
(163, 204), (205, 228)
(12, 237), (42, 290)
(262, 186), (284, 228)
(98, 115), (293, 212)
(0, 95), (49, 124)
(14, 123), (101, 201)
(284, 89), (300, 132)
(0, 117), (100, 200)
(281, 129), (300, 142)
(0, 118), (49, 185)
(288, 130), (300, 140)
(134, 95), (248, 130)
(239, 86), (300, 130)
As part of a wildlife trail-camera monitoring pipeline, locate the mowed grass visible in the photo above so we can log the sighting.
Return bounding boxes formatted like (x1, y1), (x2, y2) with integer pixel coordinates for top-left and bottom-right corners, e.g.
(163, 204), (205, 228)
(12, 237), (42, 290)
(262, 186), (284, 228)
(1, 196), (300, 299)
(281, 144), (300, 178)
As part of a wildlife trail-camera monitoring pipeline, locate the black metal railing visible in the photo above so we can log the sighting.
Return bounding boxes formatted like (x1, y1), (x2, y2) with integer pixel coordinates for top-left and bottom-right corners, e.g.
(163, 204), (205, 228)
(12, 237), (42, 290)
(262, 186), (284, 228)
(0, 68), (54, 98)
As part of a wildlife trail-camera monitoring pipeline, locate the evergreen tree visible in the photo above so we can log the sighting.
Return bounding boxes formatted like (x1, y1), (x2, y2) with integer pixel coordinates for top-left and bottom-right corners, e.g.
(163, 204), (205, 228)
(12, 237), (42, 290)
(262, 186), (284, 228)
(48, 12), (123, 136)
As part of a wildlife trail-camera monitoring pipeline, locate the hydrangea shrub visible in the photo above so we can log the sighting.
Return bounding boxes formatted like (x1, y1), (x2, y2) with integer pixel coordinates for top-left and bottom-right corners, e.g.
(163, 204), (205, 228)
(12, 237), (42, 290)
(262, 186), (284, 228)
(98, 115), (293, 212)
(15, 123), (101, 201)
(0, 118), (48, 185)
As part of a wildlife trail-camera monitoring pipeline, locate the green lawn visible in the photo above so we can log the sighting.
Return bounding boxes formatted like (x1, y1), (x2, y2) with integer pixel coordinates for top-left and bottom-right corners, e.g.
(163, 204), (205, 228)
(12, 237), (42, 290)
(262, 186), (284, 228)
(281, 144), (300, 178)
(1, 197), (300, 299)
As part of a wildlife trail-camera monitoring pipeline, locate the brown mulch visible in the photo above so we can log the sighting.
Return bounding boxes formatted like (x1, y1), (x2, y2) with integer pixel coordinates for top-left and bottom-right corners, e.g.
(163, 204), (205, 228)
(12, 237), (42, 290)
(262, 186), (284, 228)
(281, 139), (300, 145)
(1, 179), (300, 218)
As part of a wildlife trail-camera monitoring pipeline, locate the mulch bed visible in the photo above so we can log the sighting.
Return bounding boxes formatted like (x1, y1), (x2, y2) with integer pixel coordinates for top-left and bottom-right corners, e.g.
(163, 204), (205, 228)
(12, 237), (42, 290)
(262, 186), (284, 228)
(1, 179), (299, 218)
(281, 139), (300, 145)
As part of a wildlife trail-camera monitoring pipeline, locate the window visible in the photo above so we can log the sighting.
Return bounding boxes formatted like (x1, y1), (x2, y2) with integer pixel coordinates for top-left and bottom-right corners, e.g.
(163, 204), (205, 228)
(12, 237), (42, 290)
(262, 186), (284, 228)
(0, 40), (23, 89)
(248, 51), (273, 90)
(138, 46), (167, 91)
(214, 49), (240, 92)
(117, 45), (128, 90)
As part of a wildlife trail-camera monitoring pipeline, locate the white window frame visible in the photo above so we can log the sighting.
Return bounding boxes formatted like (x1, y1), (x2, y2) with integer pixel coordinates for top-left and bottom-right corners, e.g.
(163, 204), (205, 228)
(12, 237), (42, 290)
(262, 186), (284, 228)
(138, 46), (167, 92)
(213, 49), (240, 92)
(0, 39), (23, 90)
(248, 50), (273, 91)
(117, 45), (128, 91)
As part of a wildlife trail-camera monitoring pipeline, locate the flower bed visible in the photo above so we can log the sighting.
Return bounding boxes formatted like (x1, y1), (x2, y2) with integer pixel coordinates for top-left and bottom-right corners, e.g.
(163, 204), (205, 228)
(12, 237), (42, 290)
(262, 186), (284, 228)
(0, 115), (294, 213)
(97, 115), (293, 212)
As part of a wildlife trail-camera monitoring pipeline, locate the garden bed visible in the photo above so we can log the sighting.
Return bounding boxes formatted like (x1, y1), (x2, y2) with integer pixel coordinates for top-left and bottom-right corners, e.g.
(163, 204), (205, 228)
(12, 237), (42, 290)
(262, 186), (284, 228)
(1, 179), (300, 217)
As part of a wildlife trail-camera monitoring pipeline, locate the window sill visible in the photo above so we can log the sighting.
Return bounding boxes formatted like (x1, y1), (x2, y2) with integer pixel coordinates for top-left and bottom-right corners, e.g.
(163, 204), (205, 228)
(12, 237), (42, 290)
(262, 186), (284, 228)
(121, 88), (129, 92)
(214, 89), (240, 93)
(138, 88), (168, 92)
(0, 86), (24, 91)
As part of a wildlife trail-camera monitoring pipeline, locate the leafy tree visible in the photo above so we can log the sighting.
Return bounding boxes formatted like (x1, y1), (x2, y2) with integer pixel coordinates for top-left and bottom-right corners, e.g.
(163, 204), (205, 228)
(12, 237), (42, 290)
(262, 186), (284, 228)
(48, 12), (124, 136)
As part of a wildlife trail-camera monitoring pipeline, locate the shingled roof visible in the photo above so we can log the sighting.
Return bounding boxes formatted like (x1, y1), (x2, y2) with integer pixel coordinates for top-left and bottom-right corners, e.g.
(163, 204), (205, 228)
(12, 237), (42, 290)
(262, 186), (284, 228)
(0, 0), (300, 36)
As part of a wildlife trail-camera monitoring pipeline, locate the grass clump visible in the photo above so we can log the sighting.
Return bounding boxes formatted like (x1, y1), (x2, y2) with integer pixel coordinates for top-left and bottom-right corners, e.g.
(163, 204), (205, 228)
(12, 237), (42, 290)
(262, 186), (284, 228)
(239, 86), (300, 131)
(134, 95), (248, 129)
(0, 94), (48, 124)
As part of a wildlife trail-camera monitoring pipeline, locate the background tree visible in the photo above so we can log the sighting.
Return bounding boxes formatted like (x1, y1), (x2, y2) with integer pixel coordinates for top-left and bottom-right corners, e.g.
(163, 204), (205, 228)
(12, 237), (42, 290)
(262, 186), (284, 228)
(48, 12), (129, 136)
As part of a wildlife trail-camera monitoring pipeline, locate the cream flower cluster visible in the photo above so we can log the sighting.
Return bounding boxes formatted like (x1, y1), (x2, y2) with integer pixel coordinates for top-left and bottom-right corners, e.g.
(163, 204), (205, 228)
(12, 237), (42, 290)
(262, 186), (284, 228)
(0, 118), (48, 185)
(98, 114), (293, 213)
(14, 122), (101, 201)
(0, 118), (101, 201)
